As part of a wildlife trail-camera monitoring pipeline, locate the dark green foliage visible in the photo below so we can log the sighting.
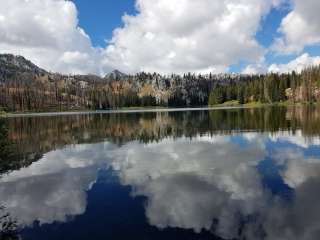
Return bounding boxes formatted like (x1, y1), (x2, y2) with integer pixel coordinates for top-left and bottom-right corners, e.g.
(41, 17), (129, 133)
(0, 206), (19, 240)
(0, 119), (13, 174)
(141, 95), (157, 107)
(208, 66), (320, 105)
(209, 86), (225, 105)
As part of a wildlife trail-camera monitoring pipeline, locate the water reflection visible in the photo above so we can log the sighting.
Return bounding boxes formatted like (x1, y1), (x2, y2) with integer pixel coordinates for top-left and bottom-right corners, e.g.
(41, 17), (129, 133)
(0, 205), (19, 240)
(111, 136), (266, 239)
(1, 106), (320, 239)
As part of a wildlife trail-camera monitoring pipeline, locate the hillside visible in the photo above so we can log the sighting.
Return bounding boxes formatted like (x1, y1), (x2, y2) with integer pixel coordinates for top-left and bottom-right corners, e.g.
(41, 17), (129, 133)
(0, 54), (320, 112)
(0, 54), (242, 111)
(0, 54), (47, 84)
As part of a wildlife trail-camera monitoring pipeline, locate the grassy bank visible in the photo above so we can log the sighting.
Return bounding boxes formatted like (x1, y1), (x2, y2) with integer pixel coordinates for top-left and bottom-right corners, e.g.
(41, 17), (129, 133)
(210, 100), (320, 108)
(2, 101), (320, 117)
(0, 110), (7, 117)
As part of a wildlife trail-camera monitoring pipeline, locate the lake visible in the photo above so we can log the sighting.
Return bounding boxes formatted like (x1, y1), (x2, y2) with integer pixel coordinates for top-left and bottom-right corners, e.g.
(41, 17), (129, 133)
(1, 106), (320, 240)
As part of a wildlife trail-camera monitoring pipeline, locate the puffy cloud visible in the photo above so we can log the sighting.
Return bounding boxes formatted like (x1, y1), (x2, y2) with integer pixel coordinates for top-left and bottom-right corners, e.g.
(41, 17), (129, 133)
(110, 136), (267, 238)
(242, 53), (320, 74)
(4, 0), (319, 76)
(0, 143), (114, 225)
(268, 53), (320, 73)
(1, 0), (320, 76)
(272, 148), (320, 188)
(268, 130), (320, 148)
(272, 0), (320, 54)
(0, 167), (95, 225)
(3, 131), (320, 239)
(111, 134), (320, 240)
(242, 62), (268, 74)
(244, 0), (320, 74)
(261, 178), (320, 240)
(103, 0), (279, 74)
(1, 134), (265, 236)
(266, 149), (320, 240)
(0, 0), (105, 74)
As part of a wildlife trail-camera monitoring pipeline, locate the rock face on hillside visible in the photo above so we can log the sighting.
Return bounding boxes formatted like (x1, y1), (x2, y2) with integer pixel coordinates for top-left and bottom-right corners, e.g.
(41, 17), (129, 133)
(0, 54), (47, 83)
(104, 70), (127, 80)
(0, 54), (107, 85)
(285, 86), (320, 102)
(0, 54), (46, 74)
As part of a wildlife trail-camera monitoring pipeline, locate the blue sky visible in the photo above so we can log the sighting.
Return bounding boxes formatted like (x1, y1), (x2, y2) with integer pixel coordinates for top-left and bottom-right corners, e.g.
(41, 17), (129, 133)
(72, 0), (320, 73)
(1, 0), (320, 74)
(73, 1), (287, 50)
(72, 0), (136, 47)
(230, 6), (291, 72)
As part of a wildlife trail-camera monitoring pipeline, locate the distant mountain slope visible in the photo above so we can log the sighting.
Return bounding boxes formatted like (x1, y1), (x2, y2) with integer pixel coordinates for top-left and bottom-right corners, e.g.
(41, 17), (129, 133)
(0, 54), (47, 74)
(0, 53), (236, 111)
(0, 54), (47, 82)
(0, 54), (46, 73)
(0, 54), (108, 84)
(104, 69), (127, 80)
(0, 54), (128, 83)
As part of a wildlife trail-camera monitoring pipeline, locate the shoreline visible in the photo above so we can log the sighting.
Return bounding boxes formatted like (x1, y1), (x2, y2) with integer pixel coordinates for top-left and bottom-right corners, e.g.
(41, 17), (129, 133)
(2, 106), (249, 118)
(1, 102), (318, 118)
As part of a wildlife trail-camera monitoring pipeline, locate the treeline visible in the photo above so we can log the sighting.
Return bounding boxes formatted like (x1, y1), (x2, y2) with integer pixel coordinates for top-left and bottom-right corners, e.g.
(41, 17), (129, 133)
(0, 54), (240, 111)
(0, 70), (232, 111)
(209, 66), (320, 105)
(1, 54), (320, 112)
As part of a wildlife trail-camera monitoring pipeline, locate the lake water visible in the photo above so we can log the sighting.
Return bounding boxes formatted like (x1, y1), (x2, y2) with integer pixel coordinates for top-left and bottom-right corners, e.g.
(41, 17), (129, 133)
(1, 106), (320, 240)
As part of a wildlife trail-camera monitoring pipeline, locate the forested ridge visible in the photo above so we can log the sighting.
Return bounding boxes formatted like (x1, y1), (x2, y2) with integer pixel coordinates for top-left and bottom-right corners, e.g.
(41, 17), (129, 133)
(209, 66), (320, 105)
(1, 54), (320, 112)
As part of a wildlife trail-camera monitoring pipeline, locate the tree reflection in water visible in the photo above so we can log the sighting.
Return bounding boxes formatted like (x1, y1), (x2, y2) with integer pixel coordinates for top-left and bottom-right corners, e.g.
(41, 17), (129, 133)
(0, 206), (19, 240)
(1, 106), (320, 240)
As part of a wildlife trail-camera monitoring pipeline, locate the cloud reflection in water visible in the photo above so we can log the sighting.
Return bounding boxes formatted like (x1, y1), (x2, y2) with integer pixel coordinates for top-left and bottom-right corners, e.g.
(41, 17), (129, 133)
(1, 133), (320, 239)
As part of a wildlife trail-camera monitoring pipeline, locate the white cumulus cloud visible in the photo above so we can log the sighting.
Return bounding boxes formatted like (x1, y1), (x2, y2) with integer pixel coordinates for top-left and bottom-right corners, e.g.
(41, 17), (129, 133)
(1, 0), (319, 75)
(0, 0), (105, 75)
(268, 53), (320, 73)
(272, 0), (320, 54)
(242, 62), (268, 74)
(103, 0), (280, 74)
(242, 53), (320, 74)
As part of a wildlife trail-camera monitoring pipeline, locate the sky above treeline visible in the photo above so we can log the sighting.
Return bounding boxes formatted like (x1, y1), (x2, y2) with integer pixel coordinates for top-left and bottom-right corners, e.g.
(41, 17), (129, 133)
(0, 0), (320, 75)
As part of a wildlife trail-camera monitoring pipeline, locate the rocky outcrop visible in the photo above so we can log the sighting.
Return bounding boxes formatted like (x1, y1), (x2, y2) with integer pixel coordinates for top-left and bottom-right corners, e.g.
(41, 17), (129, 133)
(285, 86), (320, 102)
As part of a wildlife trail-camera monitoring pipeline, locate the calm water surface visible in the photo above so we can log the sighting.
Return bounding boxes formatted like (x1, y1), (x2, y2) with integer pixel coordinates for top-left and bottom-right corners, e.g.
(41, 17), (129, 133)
(1, 106), (320, 240)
